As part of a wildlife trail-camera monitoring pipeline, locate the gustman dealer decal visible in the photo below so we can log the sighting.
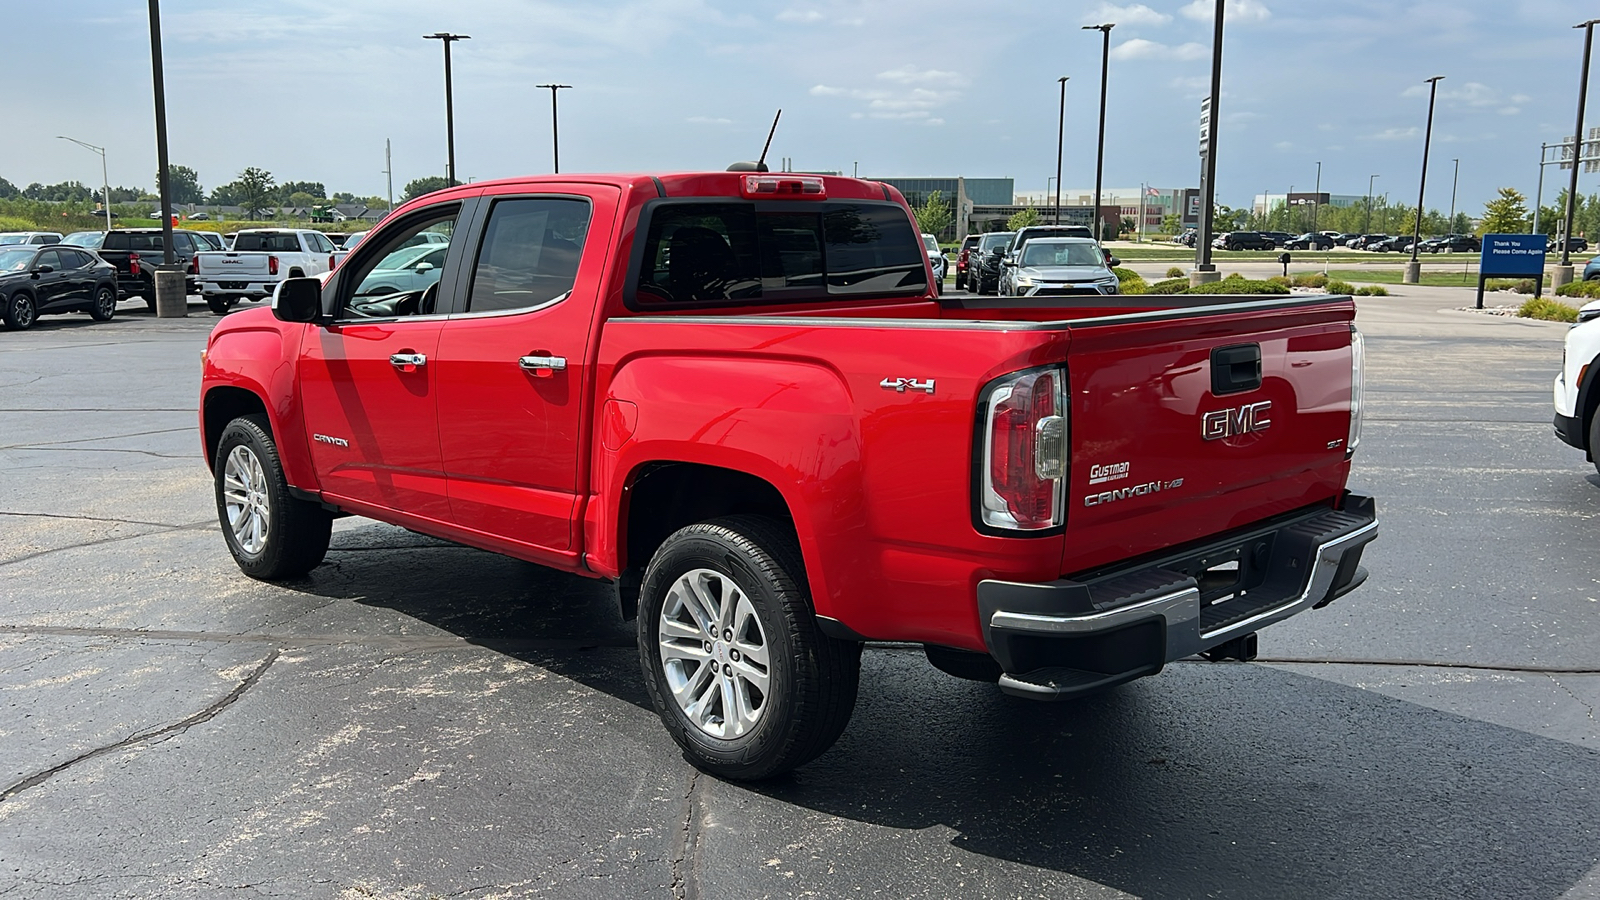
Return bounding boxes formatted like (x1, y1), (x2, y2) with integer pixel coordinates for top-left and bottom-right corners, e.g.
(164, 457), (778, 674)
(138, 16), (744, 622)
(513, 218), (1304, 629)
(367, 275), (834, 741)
(1088, 461), (1131, 485)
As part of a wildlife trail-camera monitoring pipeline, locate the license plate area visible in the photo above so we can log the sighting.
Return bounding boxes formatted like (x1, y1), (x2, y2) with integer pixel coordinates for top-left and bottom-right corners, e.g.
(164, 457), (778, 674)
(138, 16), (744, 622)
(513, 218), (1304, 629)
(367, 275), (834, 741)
(1165, 533), (1278, 608)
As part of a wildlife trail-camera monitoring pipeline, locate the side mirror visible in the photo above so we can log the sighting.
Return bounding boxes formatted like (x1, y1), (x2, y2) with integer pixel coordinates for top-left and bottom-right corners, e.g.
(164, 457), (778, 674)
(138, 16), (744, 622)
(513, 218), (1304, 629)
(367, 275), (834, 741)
(414, 262), (435, 273)
(33, 265), (53, 274)
(272, 277), (323, 323)
(1108, 255), (1121, 267)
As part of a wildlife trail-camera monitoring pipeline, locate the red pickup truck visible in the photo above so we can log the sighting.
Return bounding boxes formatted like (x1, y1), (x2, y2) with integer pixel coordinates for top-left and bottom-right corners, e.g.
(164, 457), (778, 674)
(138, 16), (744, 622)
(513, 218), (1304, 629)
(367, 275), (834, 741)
(199, 170), (1376, 780)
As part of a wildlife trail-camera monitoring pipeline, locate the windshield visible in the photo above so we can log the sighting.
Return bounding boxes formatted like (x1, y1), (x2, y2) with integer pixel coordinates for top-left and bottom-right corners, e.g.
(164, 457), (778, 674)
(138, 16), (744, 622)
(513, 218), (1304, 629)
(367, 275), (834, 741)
(0, 234), (29, 245)
(922, 234), (940, 253)
(63, 232), (106, 248)
(979, 233), (1013, 252)
(0, 250), (36, 271)
(1021, 241), (1103, 267)
(374, 245), (444, 271)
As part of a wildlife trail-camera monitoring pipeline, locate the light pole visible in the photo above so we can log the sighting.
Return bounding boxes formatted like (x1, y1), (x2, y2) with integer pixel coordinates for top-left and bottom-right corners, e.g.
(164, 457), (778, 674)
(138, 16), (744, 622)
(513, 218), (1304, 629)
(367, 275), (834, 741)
(1055, 76), (1068, 226)
(1312, 160), (1322, 234)
(535, 83), (572, 174)
(1406, 75), (1445, 283)
(1365, 174), (1379, 234)
(424, 33), (469, 187)
(1558, 19), (1600, 286)
(58, 136), (111, 232)
(147, 0), (174, 265)
(1083, 23), (1113, 241)
(1192, 0), (1224, 284)
(1448, 158), (1460, 233)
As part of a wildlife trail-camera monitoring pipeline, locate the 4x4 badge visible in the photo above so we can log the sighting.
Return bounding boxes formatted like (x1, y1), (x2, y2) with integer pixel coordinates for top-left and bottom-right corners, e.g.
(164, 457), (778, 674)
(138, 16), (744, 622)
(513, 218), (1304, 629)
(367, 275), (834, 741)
(880, 377), (935, 395)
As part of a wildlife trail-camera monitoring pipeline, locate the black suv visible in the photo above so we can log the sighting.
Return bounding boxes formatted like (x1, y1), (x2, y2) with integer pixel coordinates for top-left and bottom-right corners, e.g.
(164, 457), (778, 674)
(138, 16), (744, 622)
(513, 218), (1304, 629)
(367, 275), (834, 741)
(967, 231), (1016, 294)
(1221, 231), (1275, 250)
(0, 244), (119, 330)
(1285, 233), (1335, 250)
(96, 228), (205, 308)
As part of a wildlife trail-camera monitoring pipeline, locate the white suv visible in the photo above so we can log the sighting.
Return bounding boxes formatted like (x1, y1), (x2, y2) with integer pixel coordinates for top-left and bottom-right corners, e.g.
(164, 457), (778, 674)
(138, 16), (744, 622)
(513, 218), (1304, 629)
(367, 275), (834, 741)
(1553, 299), (1600, 472)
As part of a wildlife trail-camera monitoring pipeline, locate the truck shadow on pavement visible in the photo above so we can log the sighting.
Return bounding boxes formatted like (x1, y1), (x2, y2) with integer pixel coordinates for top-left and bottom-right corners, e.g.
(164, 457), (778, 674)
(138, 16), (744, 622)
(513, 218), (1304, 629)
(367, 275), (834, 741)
(311, 523), (1600, 900)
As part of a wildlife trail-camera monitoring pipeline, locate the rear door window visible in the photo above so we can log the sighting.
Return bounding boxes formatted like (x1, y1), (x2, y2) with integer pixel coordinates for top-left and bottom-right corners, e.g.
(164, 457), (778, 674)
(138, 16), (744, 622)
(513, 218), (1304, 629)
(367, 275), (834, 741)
(234, 232), (303, 252)
(464, 197), (592, 314)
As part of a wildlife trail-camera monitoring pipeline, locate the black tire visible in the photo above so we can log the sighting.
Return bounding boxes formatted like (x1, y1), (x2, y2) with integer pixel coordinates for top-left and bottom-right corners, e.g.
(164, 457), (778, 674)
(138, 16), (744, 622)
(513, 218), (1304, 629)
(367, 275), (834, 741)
(88, 284), (117, 321)
(207, 295), (236, 316)
(1590, 412), (1600, 478)
(3, 292), (37, 330)
(638, 515), (861, 781)
(214, 414), (333, 581)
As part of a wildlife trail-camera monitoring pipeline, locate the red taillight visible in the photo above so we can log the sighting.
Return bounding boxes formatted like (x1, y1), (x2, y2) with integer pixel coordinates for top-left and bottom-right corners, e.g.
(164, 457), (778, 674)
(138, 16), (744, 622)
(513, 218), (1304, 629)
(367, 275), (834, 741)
(740, 175), (825, 198)
(268, 255), (279, 276)
(328, 254), (335, 272)
(129, 253), (140, 276)
(980, 369), (1066, 531)
(188, 255), (198, 275)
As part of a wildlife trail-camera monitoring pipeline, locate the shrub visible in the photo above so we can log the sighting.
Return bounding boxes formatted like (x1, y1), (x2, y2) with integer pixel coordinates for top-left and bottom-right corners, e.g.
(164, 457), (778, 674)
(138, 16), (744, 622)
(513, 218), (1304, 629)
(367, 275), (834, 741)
(1291, 272), (1329, 288)
(1184, 279), (1291, 295)
(1556, 280), (1600, 299)
(1484, 278), (1524, 292)
(1165, 266), (1185, 279)
(1519, 297), (1579, 323)
(1111, 266), (1148, 295)
(1268, 275), (1291, 287)
(1146, 277), (1190, 294)
(1326, 280), (1356, 295)
(1354, 285), (1389, 296)
(1514, 279), (1539, 294)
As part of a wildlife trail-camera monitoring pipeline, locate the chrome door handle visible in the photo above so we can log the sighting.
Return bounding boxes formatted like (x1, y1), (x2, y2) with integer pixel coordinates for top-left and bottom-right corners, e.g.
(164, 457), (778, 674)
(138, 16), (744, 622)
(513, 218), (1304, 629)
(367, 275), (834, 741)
(519, 355), (567, 372)
(389, 353), (427, 368)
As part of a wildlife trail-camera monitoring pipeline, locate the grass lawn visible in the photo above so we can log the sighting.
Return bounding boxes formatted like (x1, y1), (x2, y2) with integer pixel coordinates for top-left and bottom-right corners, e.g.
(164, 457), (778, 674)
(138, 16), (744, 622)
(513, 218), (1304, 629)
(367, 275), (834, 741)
(1325, 269), (1551, 287)
(1113, 246), (1382, 263)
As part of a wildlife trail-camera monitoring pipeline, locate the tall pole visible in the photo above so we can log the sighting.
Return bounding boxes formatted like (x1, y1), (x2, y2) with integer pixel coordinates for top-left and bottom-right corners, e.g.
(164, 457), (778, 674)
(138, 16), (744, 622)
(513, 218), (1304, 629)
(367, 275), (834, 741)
(1535, 143), (1549, 236)
(1083, 24), (1114, 241)
(536, 84), (572, 174)
(1365, 174), (1379, 234)
(1449, 158), (1459, 232)
(1313, 161), (1321, 234)
(1193, 0), (1224, 281)
(1407, 75), (1444, 281)
(148, 0), (174, 264)
(1055, 76), (1068, 226)
(385, 138), (394, 211)
(425, 33), (470, 187)
(1561, 19), (1600, 272)
(58, 137), (111, 232)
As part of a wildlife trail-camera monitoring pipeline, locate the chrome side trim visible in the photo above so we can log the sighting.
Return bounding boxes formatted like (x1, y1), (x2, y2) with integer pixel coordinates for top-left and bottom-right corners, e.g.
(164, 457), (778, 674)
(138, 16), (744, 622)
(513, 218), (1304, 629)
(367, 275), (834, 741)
(1198, 518), (1379, 641)
(449, 290), (573, 320)
(988, 586), (1200, 634)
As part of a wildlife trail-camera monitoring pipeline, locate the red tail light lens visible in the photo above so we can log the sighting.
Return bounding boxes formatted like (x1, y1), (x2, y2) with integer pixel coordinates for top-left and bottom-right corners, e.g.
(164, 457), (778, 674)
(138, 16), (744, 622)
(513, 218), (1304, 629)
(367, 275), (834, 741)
(188, 255), (198, 275)
(129, 253), (140, 276)
(740, 175), (825, 198)
(328, 254), (336, 271)
(979, 369), (1067, 531)
(268, 255), (279, 276)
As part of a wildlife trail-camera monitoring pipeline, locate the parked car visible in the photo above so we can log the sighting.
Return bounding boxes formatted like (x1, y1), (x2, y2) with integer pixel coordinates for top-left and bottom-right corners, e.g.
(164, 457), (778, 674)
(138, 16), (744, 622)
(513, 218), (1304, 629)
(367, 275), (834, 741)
(1429, 234), (1481, 253)
(196, 228), (339, 314)
(1548, 236), (1590, 253)
(61, 231), (107, 250)
(953, 234), (979, 291)
(1285, 233), (1335, 250)
(1219, 231), (1275, 251)
(0, 232), (64, 246)
(0, 244), (119, 330)
(1583, 254), (1600, 281)
(199, 169), (1375, 780)
(921, 233), (946, 294)
(1176, 229), (1198, 247)
(966, 231), (1015, 295)
(1368, 236), (1413, 253)
(347, 243), (449, 296)
(1554, 302), (1600, 471)
(193, 231), (227, 252)
(996, 237), (1120, 297)
(1006, 225), (1093, 262)
(1263, 231), (1295, 248)
(95, 228), (207, 306)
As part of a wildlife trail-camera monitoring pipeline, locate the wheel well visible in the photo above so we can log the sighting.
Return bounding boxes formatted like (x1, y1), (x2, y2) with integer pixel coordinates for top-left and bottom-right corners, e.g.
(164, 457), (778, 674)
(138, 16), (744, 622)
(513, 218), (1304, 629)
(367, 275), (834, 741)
(202, 387), (269, 470)
(619, 462), (794, 620)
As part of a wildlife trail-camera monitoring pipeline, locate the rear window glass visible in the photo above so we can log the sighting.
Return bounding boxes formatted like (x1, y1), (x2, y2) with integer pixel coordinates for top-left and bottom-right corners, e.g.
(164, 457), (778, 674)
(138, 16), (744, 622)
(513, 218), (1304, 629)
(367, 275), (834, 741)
(101, 232), (169, 251)
(631, 201), (926, 308)
(234, 232), (303, 252)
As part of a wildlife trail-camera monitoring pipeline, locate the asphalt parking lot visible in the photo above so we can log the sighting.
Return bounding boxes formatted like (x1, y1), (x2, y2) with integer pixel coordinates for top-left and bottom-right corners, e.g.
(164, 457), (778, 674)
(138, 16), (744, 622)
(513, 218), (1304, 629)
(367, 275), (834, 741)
(3, 286), (1600, 899)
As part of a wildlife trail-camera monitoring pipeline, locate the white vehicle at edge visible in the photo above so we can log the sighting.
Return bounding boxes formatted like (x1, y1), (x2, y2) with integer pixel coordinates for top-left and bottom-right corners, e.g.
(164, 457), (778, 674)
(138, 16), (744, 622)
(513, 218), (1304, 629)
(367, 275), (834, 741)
(196, 228), (338, 315)
(1553, 298), (1600, 473)
(354, 244), (449, 295)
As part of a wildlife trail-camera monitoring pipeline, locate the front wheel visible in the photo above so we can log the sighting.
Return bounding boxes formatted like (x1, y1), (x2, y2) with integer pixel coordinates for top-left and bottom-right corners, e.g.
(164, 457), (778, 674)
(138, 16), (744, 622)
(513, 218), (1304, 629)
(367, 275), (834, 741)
(214, 415), (333, 580)
(3, 292), (37, 330)
(638, 516), (861, 781)
(88, 285), (117, 321)
(1590, 413), (1600, 478)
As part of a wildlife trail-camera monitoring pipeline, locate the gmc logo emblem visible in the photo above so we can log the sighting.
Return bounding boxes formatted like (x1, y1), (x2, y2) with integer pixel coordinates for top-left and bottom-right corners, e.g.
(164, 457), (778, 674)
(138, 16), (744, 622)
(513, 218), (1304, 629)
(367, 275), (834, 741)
(1202, 400), (1272, 440)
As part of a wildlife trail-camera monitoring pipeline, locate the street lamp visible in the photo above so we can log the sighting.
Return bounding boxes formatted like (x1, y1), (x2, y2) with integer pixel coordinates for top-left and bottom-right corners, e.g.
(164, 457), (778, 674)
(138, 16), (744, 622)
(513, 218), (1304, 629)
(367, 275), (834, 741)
(58, 136), (111, 232)
(1055, 76), (1068, 225)
(1193, 0), (1225, 284)
(1312, 160), (1322, 234)
(424, 32), (470, 186)
(1559, 18), (1600, 282)
(1082, 23), (1114, 241)
(1365, 174), (1379, 234)
(535, 83), (572, 174)
(1449, 158), (1460, 232)
(1406, 75), (1445, 283)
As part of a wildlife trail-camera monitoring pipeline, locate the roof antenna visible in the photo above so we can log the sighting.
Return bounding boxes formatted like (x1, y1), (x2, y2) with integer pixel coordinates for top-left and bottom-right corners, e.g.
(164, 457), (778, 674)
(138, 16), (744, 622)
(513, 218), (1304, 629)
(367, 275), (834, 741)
(728, 109), (781, 172)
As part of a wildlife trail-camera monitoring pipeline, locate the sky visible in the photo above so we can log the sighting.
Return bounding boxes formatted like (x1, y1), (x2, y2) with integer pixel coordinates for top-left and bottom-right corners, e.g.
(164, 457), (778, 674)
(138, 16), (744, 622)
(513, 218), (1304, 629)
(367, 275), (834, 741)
(3, 0), (1594, 215)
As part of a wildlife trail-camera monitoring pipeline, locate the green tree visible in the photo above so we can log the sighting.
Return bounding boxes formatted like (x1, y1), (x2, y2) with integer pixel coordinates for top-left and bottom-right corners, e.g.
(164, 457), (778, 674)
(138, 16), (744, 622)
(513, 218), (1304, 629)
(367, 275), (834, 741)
(402, 176), (450, 201)
(0, 176), (19, 199)
(913, 190), (952, 238)
(276, 180), (326, 202)
(230, 167), (277, 219)
(1119, 216), (1136, 237)
(1480, 187), (1530, 235)
(331, 191), (357, 203)
(1007, 207), (1040, 230)
(1160, 213), (1181, 235)
(163, 165), (203, 204)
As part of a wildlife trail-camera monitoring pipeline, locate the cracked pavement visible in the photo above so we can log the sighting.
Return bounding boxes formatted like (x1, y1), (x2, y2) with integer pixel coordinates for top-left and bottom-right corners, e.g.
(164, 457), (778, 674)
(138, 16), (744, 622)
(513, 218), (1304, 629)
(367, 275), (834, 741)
(2, 293), (1600, 898)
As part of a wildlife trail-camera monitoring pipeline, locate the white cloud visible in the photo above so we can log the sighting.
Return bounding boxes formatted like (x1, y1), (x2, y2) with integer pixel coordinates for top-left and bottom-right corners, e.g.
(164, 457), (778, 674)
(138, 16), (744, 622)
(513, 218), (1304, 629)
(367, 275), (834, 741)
(686, 116), (732, 125)
(1180, 0), (1271, 23)
(1081, 3), (1171, 27)
(776, 9), (823, 22)
(1364, 127), (1421, 141)
(875, 65), (968, 87)
(811, 67), (967, 123)
(1111, 39), (1207, 61)
(1499, 106), (1521, 115)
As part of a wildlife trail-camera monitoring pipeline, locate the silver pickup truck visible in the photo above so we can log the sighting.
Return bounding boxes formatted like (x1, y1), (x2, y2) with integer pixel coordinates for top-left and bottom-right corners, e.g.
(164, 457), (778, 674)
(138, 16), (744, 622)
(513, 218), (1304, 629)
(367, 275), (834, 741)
(195, 229), (337, 315)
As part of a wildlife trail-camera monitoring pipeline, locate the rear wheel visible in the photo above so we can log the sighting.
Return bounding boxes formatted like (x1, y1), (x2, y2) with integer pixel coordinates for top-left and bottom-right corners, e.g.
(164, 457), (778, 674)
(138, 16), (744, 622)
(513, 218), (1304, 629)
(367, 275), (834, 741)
(1590, 413), (1600, 478)
(214, 415), (333, 580)
(3, 292), (37, 330)
(88, 285), (117, 321)
(638, 515), (861, 780)
(207, 295), (237, 316)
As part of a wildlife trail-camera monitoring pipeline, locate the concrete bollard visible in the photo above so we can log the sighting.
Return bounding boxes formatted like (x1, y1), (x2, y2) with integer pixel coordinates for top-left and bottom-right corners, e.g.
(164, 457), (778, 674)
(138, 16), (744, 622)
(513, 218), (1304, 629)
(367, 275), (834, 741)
(1553, 265), (1575, 291)
(1403, 260), (1421, 284)
(1189, 266), (1221, 287)
(154, 265), (187, 318)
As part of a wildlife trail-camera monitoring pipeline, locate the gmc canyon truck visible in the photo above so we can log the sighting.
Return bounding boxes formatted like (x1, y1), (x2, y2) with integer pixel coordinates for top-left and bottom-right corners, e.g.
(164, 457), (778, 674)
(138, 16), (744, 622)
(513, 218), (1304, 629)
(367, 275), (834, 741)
(196, 228), (338, 315)
(200, 170), (1377, 780)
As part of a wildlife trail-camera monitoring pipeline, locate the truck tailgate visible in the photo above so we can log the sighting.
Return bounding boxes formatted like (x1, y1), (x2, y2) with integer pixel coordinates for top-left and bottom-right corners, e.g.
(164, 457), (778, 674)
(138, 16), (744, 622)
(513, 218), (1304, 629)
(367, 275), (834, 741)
(1060, 301), (1355, 574)
(199, 252), (273, 277)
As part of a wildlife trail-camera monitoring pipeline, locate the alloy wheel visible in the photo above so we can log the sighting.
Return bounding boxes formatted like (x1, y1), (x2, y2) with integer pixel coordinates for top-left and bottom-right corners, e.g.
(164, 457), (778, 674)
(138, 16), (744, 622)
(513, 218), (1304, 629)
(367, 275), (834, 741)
(658, 568), (771, 740)
(222, 444), (271, 555)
